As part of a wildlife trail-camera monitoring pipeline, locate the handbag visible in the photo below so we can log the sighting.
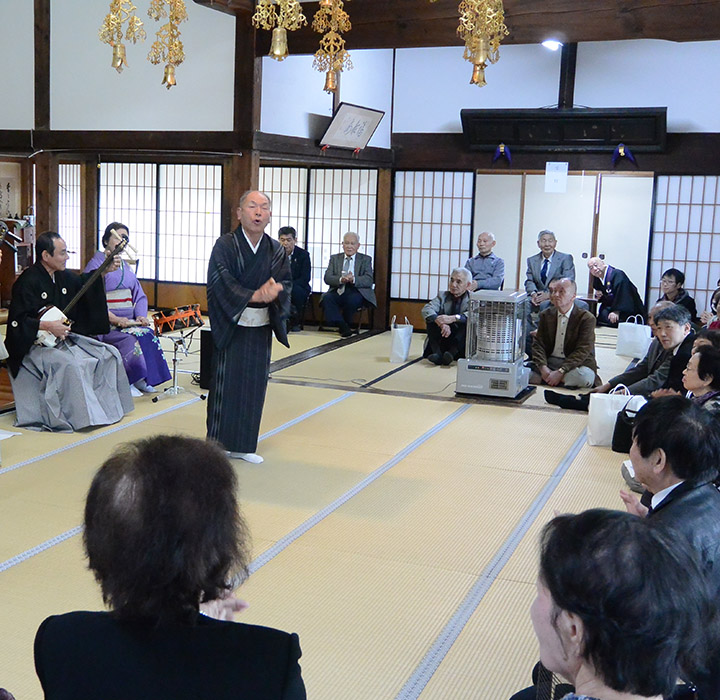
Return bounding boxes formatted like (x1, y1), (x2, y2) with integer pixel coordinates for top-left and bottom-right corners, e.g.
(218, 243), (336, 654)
(587, 385), (633, 447)
(389, 315), (413, 363)
(611, 395), (648, 453)
(615, 315), (652, 358)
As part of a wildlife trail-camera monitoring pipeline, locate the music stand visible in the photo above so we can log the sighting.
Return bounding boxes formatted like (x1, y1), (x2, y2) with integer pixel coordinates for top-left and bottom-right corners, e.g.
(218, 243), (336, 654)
(152, 325), (206, 403)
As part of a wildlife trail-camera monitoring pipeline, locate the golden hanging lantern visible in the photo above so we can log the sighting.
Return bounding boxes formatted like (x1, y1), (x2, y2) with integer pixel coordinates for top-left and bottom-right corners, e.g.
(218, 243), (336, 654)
(111, 43), (128, 72)
(269, 27), (289, 60)
(162, 63), (177, 88)
(457, 0), (508, 87)
(147, 0), (187, 88)
(323, 69), (338, 92)
(252, 0), (307, 61)
(99, 0), (146, 74)
(312, 0), (352, 93)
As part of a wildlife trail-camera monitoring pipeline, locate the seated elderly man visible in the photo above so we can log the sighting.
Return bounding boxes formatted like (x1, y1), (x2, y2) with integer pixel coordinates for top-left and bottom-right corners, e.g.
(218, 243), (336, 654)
(620, 397), (720, 597)
(6, 231), (133, 432)
(530, 278), (599, 388)
(464, 231), (504, 291)
(422, 268), (472, 366)
(587, 256), (645, 326)
(278, 226), (311, 332)
(321, 232), (376, 338)
(525, 230), (575, 313)
(546, 302), (693, 410)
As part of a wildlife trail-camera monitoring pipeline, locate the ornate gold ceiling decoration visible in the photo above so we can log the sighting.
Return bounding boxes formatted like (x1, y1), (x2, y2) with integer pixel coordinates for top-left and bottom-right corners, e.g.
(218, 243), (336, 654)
(252, 0), (308, 62)
(98, 1), (147, 74)
(147, 0), (188, 89)
(457, 0), (508, 86)
(312, 0), (353, 94)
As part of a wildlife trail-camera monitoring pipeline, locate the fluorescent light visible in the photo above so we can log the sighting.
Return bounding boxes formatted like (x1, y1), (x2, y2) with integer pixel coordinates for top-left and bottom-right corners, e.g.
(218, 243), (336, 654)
(542, 40), (563, 51)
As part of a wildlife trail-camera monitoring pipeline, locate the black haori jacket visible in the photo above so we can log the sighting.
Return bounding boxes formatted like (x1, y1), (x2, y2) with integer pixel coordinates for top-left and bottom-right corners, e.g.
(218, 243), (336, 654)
(206, 227), (291, 351)
(6, 262), (110, 377)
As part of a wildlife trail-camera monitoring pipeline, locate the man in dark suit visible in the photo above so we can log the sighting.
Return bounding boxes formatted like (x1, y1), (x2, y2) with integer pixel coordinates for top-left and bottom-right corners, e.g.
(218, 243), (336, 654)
(321, 232), (376, 337)
(619, 396), (720, 700)
(278, 226), (311, 332)
(588, 256), (645, 326)
(530, 278), (599, 388)
(525, 230), (576, 310)
(421, 267), (472, 365)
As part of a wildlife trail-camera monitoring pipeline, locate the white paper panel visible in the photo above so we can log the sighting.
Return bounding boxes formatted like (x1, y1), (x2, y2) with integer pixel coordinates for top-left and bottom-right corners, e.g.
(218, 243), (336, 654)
(595, 174), (654, 306)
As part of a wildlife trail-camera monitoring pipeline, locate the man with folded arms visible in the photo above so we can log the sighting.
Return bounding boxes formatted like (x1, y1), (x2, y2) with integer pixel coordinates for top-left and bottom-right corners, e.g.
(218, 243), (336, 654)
(422, 268), (472, 366)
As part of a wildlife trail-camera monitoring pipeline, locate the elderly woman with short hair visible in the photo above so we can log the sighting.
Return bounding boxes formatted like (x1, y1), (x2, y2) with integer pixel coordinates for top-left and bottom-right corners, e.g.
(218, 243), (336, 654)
(34, 435), (306, 700)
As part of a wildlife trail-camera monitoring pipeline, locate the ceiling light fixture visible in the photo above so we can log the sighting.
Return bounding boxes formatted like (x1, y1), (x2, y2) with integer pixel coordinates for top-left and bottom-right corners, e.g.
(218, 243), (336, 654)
(541, 39), (563, 51)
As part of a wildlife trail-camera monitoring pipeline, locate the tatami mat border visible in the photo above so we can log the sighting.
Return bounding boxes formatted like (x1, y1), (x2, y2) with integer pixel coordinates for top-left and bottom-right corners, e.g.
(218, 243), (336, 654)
(0, 397), (202, 478)
(394, 427), (588, 700)
(0, 392), (354, 574)
(0, 526), (83, 573)
(248, 404), (472, 575)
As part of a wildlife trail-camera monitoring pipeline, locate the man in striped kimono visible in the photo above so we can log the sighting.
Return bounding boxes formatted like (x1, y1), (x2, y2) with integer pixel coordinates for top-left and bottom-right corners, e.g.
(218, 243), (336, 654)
(206, 191), (291, 463)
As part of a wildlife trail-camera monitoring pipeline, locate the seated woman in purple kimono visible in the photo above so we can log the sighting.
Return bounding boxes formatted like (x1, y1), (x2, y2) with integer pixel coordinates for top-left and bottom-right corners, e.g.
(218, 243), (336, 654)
(84, 223), (170, 396)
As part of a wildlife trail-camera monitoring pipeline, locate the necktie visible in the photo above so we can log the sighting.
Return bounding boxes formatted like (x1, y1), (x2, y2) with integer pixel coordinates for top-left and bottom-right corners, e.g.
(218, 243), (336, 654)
(338, 256), (350, 295)
(540, 258), (549, 285)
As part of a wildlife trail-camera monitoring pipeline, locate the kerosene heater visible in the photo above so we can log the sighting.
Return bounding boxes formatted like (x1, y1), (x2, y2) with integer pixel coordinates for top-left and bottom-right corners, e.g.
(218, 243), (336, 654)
(455, 289), (530, 398)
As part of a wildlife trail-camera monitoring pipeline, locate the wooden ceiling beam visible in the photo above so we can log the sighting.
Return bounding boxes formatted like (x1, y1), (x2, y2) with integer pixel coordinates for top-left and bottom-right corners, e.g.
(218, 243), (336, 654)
(195, 0), (720, 52)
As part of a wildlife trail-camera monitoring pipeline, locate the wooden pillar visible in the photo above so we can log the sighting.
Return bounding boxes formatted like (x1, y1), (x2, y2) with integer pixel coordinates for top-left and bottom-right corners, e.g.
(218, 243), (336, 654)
(34, 0), (50, 131)
(373, 168), (392, 330)
(222, 151), (259, 232)
(34, 152), (58, 233)
(81, 160), (99, 267)
(223, 10), (261, 218)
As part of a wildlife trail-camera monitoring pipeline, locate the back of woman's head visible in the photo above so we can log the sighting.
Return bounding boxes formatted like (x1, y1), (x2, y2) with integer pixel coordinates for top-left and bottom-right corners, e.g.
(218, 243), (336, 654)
(540, 509), (711, 697)
(84, 435), (250, 621)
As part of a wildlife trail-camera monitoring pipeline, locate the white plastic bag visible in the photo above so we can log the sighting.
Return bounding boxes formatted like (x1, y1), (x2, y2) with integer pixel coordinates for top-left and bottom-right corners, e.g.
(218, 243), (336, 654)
(389, 315), (413, 363)
(587, 385), (633, 447)
(615, 315), (652, 359)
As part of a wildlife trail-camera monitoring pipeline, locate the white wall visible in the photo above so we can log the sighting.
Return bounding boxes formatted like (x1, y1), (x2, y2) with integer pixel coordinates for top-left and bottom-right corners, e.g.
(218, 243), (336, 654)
(575, 40), (720, 133)
(393, 45), (562, 133)
(50, 0), (235, 131)
(261, 48), (393, 149)
(0, 0), (34, 130)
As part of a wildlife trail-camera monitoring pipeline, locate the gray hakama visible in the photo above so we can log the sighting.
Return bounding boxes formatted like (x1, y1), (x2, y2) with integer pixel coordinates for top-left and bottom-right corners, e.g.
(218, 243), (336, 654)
(206, 228), (290, 454)
(12, 334), (134, 432)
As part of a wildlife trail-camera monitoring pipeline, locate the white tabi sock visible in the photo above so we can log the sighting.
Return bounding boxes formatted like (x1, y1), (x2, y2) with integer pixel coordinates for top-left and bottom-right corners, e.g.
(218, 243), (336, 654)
(226, 451), (264, 464)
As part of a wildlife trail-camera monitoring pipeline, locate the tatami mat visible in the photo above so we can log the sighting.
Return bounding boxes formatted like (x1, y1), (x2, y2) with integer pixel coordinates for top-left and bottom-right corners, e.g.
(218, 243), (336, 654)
(0, 324), (637, 699)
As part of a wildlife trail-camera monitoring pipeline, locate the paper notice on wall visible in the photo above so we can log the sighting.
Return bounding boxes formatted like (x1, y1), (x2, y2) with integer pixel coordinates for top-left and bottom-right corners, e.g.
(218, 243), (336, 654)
(545, 162), (569, 193)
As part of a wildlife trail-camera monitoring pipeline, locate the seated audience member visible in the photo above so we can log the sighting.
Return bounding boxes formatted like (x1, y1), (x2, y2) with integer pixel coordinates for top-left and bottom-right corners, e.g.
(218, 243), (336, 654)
(683, 345), (720, 413)
(524, 231), (583, 354)
(658, 268), (698, 323)
(620, 397), (720, 602)
(587, 256), (645, 327)
(84, 223), (171, 397)
(530, 278), (599, 388)
(321, 232), (376, 338)
(421, 268), (472, 366)
(512, 508), (713, 700)
(464, 231), (504, 291)
(525, 230), (575, 311)
(278, 226), (311, 332)
(693, 327), (720, 352)
(6, 231), (133, 432)
(545, 302), (675, 410)
(700, 285), (720, 329)
(34, 435), (306, 700)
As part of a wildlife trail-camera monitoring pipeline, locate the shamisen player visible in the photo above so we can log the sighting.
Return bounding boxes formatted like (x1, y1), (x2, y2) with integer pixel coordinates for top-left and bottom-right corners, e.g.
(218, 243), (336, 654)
(6, 231), (134, 432)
